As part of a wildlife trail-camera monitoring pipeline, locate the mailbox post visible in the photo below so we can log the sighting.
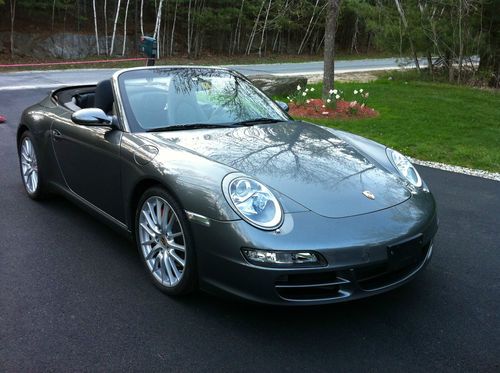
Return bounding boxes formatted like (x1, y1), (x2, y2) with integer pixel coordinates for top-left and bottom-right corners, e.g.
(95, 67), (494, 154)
(139, 36), (157, 66)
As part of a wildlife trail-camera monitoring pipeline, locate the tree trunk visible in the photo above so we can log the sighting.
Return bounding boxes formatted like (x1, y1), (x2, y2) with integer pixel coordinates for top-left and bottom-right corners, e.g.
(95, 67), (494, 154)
(350, 15), (359, 54)
(140, 0), (144, 36)
(258, 0), (272, 58)
(187, 0), (193, 57)
(93, 0), (100, 55)
(322, 0), (341, 99)
(51, 0), (56, 31)
(232, 0), (245, 55)
(110, 0), (122, 55)
(394, 0), (420, 73)
(104, 0), (109, 55)
(246, 0), (265, 55)
(170, 0), (178, 56)
(298, 0), (319, 55)
(122, 0), (131, 56)
(9, 0), (16, 57)
(153, 0), (165, 57)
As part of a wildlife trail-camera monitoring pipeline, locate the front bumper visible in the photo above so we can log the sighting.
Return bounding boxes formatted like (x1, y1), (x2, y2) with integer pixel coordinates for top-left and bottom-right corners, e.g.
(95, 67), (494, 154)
(191, 193), (438, 305)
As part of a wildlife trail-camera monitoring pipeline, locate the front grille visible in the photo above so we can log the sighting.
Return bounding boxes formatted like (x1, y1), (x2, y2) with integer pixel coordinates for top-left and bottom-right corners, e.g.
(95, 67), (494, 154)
(275, 271), (350, 301)
(274, 239), (432, 301)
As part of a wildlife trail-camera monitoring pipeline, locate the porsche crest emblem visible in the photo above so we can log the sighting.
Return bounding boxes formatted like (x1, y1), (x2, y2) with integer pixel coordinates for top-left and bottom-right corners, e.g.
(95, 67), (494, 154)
(362, 190), (375, 200)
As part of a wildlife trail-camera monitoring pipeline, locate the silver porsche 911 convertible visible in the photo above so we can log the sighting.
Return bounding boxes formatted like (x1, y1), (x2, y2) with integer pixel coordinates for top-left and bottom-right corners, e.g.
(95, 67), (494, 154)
(17, 66), (437, 305)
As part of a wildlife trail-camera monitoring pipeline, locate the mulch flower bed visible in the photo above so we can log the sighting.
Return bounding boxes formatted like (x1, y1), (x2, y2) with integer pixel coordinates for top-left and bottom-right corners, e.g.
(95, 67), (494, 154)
(289, 98), (379, 119)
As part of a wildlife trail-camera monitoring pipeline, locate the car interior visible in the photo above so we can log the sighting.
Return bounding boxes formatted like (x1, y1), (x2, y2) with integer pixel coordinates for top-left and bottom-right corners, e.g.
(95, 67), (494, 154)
(53, 79), (114, 115)
(52, 78), (227, 130)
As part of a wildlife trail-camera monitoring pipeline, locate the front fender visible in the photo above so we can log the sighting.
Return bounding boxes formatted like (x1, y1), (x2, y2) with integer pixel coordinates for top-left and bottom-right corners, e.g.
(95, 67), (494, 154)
(120, 133), (241, 230)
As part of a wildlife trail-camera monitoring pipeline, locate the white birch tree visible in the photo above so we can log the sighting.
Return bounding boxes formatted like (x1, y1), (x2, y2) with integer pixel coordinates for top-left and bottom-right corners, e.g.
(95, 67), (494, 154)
(110, 0), (122, 55)
(93, 0), (100, 55)
(122, 0), (131, 56)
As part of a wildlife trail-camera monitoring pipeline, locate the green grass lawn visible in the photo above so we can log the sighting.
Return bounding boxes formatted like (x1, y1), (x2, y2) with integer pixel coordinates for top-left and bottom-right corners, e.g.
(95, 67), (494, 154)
(283, 78), (500, 172)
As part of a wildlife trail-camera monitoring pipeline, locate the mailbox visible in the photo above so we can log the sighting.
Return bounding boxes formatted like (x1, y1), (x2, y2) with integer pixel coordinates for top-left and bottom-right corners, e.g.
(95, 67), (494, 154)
(139, 36), (157, 65)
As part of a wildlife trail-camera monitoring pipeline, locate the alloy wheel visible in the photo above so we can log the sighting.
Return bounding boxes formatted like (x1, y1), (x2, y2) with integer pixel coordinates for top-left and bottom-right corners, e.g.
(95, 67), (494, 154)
(138, 196), (186, 287)
(20, 137), (39, 194)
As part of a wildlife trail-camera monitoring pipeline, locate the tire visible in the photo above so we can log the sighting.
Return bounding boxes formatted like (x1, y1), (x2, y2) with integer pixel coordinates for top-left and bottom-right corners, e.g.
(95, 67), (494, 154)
(135, 186), (197, 295)
(18, 131), (48, 200)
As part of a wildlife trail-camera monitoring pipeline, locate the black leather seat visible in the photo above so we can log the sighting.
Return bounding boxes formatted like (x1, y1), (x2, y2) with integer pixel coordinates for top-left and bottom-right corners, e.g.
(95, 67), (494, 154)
(94, 79), (114, 114)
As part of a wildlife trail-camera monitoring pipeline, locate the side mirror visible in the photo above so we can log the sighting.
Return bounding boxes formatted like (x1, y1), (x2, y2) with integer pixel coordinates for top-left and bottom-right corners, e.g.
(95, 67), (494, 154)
(71, 108), (113, 126)
(276, 101), (289, 112)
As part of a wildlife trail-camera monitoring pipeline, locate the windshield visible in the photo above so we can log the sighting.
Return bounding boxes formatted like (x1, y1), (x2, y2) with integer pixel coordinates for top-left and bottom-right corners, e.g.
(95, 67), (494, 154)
(117, 68), (290, 132)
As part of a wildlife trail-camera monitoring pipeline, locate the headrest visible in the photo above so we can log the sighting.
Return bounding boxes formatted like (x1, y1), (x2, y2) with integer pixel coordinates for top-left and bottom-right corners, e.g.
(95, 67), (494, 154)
(94, 79), (114, 114)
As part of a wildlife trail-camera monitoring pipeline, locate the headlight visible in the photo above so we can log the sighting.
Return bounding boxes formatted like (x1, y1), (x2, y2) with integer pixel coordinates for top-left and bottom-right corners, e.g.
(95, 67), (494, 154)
(387, 148), (422, 187)
(225, 176), (283, 230)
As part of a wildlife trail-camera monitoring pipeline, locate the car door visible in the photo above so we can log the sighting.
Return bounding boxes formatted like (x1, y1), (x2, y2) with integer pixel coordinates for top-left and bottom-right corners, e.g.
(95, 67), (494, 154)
(51, 109), (124, 222)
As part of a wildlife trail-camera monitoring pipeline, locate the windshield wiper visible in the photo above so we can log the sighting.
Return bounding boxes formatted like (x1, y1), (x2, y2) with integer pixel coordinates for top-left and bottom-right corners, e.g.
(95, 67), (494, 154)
(146, 123), (233, 132)
(232, 118), (287, 126)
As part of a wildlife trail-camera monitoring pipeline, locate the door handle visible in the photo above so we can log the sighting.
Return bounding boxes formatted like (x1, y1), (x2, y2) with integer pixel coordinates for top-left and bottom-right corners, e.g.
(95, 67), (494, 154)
(52, 129), (63, 141)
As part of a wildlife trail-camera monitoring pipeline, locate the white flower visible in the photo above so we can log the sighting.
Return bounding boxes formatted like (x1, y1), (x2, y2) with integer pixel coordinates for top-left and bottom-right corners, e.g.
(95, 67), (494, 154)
(359, 89), (364, 93)
(333, 89), (338, 94)
(310, 87), (315, 92)
(329, 89), (334, 95)
(349, 101), (357, 107)
(364, 92), (369, 98)
(322, 104), (326, 108)
(326, 98), (331, 103)
(388, 76), (393, 80)
(297, 85), (301, 90)
(306, 99), (311, 104)
(322, 111), (329, 115)
(302, 92), (307, 96)
(335, 94), (340, 100)
(361, 103), (365, 108)
(305, 88), (309, 92)
(354, 90), (358, 95)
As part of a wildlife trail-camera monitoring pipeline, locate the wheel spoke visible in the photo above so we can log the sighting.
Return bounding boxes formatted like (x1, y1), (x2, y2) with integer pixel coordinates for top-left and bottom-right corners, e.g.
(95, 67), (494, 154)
(141, 239), (156, 246)
(167, 213), (175, 230)
(168, 256), (181, 279)
(164, 255), (176, 285)
(169, 250), (185, 267)
(161, 205), (170, 233)
(152, 253), (162, 273)
(142, 210), (160, 235)
(170, 232), (183, 239)
(156, 199), (163, 228)
(140, 222), (157, 238)
(145, 245), (161, 260)
(169, 241), (185, 252)
(147, 201), (158, 226)
(31, 173), (38, 191)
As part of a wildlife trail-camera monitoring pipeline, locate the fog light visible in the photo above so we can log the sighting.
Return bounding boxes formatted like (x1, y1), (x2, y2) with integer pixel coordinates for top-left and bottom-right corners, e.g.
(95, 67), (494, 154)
(242, 248), (325, 267)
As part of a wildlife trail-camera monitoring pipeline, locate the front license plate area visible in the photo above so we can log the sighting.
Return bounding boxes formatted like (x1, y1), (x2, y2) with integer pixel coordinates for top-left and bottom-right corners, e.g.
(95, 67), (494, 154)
(387, 235), (423, 271)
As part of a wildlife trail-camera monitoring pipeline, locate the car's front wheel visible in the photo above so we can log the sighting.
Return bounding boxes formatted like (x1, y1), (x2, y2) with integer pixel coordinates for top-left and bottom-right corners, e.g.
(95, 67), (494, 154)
(18, 131), (47, 200)
(135, 187), (197, 295)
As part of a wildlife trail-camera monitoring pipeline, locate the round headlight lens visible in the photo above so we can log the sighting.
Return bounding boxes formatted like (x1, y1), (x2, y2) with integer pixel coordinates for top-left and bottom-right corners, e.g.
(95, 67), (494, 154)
(387, 148), (422, 188)
(227, 177), (283, 229)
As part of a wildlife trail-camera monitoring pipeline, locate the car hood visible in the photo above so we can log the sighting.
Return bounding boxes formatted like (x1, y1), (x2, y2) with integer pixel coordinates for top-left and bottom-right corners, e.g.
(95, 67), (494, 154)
(140, 121), (411, 218)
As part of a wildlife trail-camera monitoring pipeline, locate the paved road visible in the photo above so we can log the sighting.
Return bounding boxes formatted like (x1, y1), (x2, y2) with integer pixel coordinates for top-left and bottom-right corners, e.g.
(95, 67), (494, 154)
(1, 89), (499, 372)
(0, 57), (426, 91)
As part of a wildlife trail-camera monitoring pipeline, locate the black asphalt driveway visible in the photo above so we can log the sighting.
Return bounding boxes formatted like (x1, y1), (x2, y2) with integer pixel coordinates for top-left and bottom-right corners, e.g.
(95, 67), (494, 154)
(1, 89), (499, 372)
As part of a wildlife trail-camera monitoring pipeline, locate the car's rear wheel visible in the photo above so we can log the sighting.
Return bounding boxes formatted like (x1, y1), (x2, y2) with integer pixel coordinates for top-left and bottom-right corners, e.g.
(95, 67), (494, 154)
(135, 187), (197, 295)
(18, 131), (47, 200)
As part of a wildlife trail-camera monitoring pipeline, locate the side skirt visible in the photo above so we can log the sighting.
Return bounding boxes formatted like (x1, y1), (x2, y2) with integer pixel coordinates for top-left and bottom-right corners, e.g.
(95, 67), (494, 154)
(50, 182), (133, 239)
